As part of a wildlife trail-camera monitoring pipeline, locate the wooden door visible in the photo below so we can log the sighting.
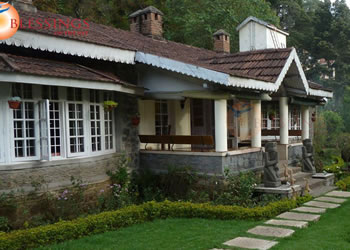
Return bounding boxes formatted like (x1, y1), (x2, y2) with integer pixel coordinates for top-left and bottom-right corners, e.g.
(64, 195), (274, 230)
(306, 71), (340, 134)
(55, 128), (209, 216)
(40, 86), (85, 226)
(190, 99), (214, 150)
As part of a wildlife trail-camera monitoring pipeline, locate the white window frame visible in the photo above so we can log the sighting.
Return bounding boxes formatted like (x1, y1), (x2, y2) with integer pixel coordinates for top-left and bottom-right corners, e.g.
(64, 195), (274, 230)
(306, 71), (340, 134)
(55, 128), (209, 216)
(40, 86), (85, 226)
(103, 109), (115, 153)
(11, 101), (40, 162)
(261, 103), (280, 130)
(155, 100), (169, 135)
(0, 100), (5, 163)
(66, 101), (86, 157)
(48, 101), (65, 159)
(289, 105), (302, 130)
(90, 103), (103, 154)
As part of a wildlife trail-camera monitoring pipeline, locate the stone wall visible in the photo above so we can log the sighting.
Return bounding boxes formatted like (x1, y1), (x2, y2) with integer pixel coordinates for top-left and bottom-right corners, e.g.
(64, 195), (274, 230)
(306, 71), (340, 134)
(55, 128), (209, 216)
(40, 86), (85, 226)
(0, 153), (120, 192)
(288, 143), (303, 166)
(139, 149), (264, 176)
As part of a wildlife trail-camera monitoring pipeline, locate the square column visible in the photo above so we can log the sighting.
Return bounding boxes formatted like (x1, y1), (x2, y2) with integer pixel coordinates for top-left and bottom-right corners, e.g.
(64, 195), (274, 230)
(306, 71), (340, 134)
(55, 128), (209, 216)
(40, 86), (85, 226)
(302, 106), (310, 140)
(251, 100), (261, 148)
(215, 99), (228, 152)
(279, 97), (289, 145)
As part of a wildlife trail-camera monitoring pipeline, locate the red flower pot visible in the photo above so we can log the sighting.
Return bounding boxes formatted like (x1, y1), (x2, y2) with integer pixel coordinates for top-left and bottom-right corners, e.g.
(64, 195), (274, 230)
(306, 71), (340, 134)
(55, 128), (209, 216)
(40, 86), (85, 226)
(132, 116), (140, 126)
(269, 114), (275, 120)
(8, 100), (21, 109)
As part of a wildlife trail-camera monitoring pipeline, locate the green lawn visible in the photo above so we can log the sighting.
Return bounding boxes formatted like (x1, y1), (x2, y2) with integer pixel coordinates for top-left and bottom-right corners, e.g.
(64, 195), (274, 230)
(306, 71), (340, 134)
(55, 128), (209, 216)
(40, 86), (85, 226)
(39, 218), (261, 250)
(272, 199), (350, 250)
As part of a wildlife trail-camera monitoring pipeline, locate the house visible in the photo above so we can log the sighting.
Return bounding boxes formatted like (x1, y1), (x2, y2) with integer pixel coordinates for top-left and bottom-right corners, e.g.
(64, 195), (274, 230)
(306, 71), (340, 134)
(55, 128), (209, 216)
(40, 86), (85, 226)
(0, 1), (332, 191)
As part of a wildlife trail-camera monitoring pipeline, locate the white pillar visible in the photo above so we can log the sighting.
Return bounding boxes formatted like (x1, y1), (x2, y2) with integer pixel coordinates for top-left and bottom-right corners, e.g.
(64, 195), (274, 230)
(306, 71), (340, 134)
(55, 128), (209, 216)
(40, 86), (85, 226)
(302, 106), (310, 140)
(215, 99), (227, 152)
(280, 97), (289, 145)
(251, 100), (261, 148)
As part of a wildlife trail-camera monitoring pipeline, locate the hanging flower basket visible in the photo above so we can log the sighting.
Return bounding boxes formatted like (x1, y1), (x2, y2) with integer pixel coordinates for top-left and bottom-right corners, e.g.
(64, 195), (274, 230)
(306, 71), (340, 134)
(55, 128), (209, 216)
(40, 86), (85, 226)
(268, 111), (276, 120)
(8, 97), (21, 109)
(103, 101), (118, 111)
(132, 113), (140, 126)
(132, 116), (140, 126)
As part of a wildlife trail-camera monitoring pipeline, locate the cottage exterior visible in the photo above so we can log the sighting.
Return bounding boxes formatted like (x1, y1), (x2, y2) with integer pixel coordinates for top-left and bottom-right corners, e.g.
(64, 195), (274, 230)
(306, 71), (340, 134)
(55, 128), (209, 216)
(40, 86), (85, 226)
(0, 2), (332, 191)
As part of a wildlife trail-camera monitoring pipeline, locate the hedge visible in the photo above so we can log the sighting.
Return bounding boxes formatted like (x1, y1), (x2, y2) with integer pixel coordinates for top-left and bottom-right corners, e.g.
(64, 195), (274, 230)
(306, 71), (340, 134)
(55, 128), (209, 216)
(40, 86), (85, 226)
(324, 156), (345, 173)
(0, 196), (312, 250)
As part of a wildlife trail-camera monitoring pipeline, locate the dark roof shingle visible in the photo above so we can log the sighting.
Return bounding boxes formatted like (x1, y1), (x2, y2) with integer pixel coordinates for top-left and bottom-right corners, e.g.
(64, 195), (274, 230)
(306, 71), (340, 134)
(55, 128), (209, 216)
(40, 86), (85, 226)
(0, 53), (130, 84)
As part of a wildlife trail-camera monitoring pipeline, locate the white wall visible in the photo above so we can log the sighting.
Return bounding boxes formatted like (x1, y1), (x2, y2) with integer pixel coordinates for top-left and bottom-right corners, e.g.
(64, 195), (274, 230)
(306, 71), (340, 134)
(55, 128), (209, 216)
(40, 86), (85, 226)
(239, 21), (287, 52)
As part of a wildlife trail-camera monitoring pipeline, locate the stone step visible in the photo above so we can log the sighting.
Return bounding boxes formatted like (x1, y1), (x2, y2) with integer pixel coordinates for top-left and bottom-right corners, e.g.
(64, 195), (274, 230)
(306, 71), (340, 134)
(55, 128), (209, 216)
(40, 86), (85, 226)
(248, 225), (295, 238)
(265, 219), (308, 228)
(310, 185), (337, 197)
(326, 191), (350, 198)
(223, 237), (278, 250)
(277, 212), (321, 222)
(315, 196), (347, 204)
(293, 206), (326, 214)
(304, 200), (340, 209)
(295, 176), (325, 191)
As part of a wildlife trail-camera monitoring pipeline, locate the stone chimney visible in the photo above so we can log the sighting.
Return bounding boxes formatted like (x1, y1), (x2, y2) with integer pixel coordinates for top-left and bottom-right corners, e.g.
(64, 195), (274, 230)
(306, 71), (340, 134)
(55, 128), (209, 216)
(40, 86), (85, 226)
(213, 29), (230, 53)
(129, 6), (164, 39)
(236, 16), (289, 52)
(11, 0), (37, 12)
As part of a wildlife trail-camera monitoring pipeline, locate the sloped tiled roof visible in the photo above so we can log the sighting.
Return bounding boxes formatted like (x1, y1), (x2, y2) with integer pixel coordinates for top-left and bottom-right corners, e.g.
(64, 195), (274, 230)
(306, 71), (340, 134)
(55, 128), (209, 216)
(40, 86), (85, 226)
(308, 81), (333, 92)
(0, 53), (130, 84)
(200, 48), (293, 82)
(9, 9), (332, 94)
(17, 10), (292, 83)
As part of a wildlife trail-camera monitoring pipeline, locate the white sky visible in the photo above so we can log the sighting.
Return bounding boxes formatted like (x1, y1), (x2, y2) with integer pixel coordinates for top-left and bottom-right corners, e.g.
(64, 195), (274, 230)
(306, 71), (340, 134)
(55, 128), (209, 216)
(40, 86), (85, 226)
(331, 0), (350, 7)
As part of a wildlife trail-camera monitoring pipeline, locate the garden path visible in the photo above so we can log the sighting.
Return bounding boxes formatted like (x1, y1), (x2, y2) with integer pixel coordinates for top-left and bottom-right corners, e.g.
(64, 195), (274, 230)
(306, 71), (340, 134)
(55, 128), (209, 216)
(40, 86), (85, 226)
(211, 190), (350, 250)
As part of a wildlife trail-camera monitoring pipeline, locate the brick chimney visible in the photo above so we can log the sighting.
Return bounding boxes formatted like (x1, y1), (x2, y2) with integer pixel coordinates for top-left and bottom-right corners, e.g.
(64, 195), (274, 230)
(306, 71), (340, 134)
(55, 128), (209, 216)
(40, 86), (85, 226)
(213, 29), (230, 53)
(11, 0), (37, 12)
(129, 6), (164, 39)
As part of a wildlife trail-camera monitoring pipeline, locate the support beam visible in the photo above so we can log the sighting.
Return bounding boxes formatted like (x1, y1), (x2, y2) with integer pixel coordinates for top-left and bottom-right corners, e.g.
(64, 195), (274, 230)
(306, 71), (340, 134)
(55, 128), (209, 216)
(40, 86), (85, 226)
(251, 100), (261, 148)
(215, 99), (228, 152)
(280, 97), (289, 145)
(302, 106), (310, 140)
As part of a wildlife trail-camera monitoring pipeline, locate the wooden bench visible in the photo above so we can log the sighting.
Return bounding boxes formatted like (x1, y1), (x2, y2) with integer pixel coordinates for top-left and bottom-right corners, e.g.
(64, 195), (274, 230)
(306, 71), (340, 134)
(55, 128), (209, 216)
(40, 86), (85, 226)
(139, 135), (214, 151)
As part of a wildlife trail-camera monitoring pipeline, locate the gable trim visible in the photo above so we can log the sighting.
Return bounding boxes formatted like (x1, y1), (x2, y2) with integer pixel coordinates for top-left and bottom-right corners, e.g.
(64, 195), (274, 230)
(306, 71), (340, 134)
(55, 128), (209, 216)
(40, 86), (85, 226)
(1, 31), (136, 64)
(274, 48), (309, 94)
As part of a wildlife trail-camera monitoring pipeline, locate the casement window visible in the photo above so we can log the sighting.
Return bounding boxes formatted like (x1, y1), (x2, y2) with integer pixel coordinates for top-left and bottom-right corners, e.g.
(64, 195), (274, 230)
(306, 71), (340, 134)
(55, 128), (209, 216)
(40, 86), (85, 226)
(12, 84), (39, 160)
(103, 92), (114, 151)
(90, 90), (102, 152)
(42, 86), (63, 159)
(290, 106), (301, 130)
(261, 103), (280, 130)
(155, 100), (169, 135)
(66, 88), (85, 156)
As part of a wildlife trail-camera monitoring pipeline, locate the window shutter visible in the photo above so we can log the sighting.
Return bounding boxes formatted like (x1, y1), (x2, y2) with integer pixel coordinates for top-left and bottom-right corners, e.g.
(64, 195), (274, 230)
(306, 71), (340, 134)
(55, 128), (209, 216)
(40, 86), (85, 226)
(39, 99), (51, 161)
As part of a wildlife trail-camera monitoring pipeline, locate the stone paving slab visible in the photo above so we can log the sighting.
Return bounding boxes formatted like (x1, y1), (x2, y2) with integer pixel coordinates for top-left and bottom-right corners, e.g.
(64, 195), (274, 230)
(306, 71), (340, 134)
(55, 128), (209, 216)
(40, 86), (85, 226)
(293, 206), (326, 213)
(304, 201), (340, 209)
(315, 196), (346, 203)
(277, 212), (320, 222)
(265, 219), (308, 228)
(326, 191), (350, 198)
(248, 225), (294, 238)
(223, 237), (278, 250)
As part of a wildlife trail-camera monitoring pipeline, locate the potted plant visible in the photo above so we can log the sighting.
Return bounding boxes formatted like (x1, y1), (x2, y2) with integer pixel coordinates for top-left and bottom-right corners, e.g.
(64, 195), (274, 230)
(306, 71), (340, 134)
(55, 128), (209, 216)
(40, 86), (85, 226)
(268, 111), (276, 120)
(8, 96), (21, 109)
(311, 112), (316, 122)
(131, 112), (140, 126)
(103, 100), (118, 111)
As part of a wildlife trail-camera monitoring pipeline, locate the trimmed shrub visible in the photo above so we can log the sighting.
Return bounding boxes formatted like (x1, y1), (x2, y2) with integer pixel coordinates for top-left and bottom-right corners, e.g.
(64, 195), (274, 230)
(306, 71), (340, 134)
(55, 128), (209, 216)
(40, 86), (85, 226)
(324, 156), (345, 179)
(336, 176), (350, 191)
(0, 196), (312, 250)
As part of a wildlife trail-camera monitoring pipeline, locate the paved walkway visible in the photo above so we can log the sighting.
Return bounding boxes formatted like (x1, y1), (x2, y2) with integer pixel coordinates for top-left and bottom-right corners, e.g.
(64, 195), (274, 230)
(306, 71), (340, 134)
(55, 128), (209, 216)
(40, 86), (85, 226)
(211, 191), (350, 250)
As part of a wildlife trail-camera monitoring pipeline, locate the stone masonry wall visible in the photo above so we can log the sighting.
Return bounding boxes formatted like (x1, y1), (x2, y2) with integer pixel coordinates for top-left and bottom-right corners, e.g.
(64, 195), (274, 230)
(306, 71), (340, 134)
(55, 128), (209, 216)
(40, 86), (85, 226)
(140, 150), (264, 176)
(288, 144), (303, 166)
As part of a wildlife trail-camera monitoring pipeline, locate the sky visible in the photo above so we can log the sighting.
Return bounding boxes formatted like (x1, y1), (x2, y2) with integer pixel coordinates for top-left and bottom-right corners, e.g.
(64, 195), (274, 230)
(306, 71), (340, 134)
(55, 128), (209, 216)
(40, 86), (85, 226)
(331, 0), (350, 7)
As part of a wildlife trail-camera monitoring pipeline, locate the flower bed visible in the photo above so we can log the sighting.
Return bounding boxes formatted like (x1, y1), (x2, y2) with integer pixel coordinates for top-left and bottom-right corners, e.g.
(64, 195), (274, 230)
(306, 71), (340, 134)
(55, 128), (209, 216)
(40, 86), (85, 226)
(0, 196), (312, 250)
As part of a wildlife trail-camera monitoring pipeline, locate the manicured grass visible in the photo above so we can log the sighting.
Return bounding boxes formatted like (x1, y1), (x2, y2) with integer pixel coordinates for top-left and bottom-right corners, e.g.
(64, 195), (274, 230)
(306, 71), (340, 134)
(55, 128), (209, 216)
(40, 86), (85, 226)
(39, 218), (261, 250)
(272, 199), (350, 250)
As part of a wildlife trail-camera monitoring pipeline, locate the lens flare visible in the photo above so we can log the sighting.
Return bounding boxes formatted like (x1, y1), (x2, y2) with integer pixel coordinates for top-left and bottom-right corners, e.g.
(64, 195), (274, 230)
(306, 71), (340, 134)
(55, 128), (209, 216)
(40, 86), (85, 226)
(0, 2), (19, 40)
